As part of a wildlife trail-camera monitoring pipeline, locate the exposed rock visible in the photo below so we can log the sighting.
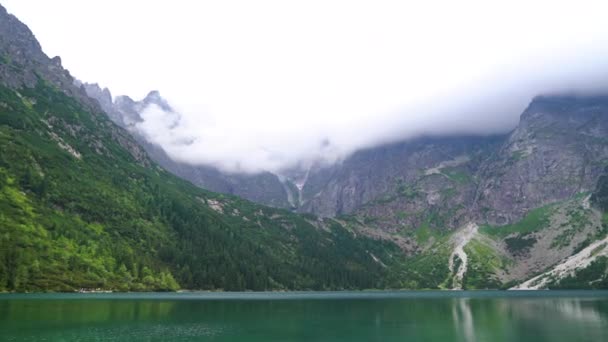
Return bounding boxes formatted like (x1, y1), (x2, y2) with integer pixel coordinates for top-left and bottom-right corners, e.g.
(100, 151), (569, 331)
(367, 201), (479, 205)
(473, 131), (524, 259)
(0, 5), (99, 112)
(299, 136), (503, 218)
(475, 95), (608, 225)
(0, 4), (152, 168)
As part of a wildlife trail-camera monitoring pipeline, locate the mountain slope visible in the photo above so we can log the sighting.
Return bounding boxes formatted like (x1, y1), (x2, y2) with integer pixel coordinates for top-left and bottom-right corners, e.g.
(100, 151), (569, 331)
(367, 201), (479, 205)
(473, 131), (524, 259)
(79, 83), (294, 209)
(339, 95), (608, 289)
(0, 78), (418, 291)
(0, 4), (411, 292)
(474, 95), (608, 225)
(2, 3), (608, 292)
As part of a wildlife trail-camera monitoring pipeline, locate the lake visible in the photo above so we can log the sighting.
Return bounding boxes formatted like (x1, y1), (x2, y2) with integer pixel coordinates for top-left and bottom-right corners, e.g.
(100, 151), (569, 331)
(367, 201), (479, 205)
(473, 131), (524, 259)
(0, 291), (607, 341)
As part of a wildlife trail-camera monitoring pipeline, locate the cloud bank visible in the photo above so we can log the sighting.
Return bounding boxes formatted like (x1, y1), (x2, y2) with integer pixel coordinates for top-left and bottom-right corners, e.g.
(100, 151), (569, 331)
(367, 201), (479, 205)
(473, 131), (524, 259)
(5, 0), (608, 173)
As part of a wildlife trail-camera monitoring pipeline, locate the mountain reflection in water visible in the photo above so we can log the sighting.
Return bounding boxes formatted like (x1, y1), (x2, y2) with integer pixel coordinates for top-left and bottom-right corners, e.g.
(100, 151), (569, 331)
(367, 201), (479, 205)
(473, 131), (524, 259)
(0, 291), (607, 341)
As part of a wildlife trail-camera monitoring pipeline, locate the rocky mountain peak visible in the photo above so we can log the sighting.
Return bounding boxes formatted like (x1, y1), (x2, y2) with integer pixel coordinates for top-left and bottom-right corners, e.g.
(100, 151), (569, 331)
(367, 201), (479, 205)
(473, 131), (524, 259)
(0, 4), (103, 113)
(114, 94), (136, 107)
(474, 92), (608, 225)
(142, 90), (173, 112)
(0, 4), (43, 58)
(51, 55), (62, 67)
(522, 93), (608, 120)
(145, 90), (161, 99)
(80, 82), (113, 110)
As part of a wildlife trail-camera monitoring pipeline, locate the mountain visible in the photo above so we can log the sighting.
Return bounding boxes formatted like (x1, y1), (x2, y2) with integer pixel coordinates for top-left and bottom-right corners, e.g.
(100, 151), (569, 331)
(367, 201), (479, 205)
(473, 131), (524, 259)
(78, 83), (295, 209)
(347, 94), (608, 289)
(474, 95), (608, 224)
(0, 4), (413, 292)
(1, 3), (608, 291)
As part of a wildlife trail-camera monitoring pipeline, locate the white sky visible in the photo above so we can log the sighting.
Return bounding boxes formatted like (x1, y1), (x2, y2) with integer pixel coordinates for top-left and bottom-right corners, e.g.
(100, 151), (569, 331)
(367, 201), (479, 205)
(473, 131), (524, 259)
(4, 0), (608, 173)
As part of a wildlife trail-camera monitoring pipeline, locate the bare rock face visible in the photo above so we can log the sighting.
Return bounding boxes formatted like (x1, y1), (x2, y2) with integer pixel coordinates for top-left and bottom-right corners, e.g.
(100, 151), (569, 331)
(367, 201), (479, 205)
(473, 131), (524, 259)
(475, 95), (608, 225)
(297, 136), (504, 219)
(291, 95), (608, 234)
(79, 82), (114, 114)
(0, 6), (96, 110)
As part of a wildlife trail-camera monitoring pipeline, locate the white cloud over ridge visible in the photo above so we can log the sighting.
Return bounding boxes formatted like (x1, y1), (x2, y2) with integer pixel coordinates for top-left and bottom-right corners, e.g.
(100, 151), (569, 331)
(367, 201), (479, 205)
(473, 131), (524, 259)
(5, 0), (608, 173)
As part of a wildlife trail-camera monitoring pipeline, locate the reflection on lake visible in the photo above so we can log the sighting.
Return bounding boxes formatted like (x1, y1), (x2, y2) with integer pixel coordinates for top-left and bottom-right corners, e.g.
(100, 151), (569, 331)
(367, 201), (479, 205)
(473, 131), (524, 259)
(0, 291), (607, 341)
(450, 296), (608, 342)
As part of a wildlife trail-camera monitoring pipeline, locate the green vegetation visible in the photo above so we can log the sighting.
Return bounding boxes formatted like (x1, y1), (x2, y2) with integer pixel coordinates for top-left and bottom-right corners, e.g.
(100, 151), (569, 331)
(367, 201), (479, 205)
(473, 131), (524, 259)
(415, 222), (433, 244)
(549, 181), (608, 289)
(0, 81), (411, 292)
(551, 207), (591, 249)
(396, 181), (420, 199)
(414, 215), (448, 244)
(505, 233), (537, 255)
(571, 216), (608, 255)
(549, 256), (608, 289)
(395, 243), (452, 289)
(1, 57), (606, 292)
(462, 239), (506, 289)
(480, 204), (554, 237)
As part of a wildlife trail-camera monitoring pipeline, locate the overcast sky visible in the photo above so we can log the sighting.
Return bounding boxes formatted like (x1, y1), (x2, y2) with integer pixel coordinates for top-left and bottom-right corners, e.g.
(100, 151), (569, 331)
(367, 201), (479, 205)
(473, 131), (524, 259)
(5, 0), (608, 173)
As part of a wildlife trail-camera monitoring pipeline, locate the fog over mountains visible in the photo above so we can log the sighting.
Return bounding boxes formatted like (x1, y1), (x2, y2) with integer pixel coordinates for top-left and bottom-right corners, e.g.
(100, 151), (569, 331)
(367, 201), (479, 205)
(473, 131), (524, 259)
(4, 0), (608, 173)
(3, 0), (608, 292)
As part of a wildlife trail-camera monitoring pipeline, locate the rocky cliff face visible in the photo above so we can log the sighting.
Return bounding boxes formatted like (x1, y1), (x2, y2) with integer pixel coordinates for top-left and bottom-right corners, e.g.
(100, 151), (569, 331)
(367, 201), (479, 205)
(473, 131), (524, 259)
(0, 6), (100, 112)
(291, 95), (608, 232)
(475, 95), (608, 225)
(296, 136), (504, 219)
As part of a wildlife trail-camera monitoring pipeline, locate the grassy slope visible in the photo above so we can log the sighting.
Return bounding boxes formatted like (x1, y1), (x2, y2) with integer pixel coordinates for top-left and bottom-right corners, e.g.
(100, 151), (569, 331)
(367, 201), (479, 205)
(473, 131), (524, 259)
(479, 204), (554, 238)
(0, 81), (408, 292)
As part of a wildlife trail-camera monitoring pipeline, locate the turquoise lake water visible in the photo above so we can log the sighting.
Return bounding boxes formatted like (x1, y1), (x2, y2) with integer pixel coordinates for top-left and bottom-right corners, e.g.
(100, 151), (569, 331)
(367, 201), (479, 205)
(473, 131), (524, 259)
(1, 291), (607, 341)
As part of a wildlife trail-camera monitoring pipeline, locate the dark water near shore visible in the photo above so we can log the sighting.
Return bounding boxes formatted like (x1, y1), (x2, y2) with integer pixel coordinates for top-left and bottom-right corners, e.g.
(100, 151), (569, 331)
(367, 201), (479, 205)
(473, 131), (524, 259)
(1, 291), (607, 341)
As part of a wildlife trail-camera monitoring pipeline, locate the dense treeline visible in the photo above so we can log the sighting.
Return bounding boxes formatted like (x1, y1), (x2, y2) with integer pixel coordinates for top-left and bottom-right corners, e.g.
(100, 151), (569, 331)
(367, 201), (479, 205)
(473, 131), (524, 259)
(0, 81), (406, 292)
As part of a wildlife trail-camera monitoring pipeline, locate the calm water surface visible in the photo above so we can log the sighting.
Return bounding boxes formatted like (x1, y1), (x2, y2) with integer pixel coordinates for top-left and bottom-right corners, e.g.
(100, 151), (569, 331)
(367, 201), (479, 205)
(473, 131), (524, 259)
(1, 291), (607, 341)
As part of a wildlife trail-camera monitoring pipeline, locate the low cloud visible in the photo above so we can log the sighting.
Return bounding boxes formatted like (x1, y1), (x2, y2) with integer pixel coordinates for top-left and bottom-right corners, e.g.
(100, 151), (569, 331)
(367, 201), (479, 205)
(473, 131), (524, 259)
(7, 0), (608, 173)
(136, 40), (608, 174)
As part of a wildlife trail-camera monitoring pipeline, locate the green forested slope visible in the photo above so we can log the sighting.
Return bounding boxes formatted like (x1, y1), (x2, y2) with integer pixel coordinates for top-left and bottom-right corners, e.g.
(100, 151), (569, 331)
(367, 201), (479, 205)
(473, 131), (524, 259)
(0, 80), (407, 292)
(3, 3), (608, 292)
(3, 79), (608, 292)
